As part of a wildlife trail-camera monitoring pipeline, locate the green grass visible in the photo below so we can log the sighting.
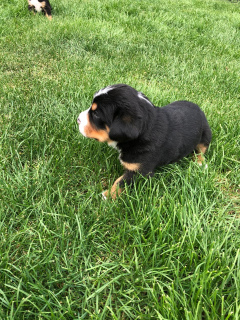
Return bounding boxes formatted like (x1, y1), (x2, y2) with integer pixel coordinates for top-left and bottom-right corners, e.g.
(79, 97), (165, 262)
(0, 0), (240, 318)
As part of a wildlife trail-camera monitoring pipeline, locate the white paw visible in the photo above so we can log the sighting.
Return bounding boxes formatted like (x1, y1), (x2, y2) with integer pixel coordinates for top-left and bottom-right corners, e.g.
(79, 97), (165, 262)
(102, 192), (107, 200)
(198, 162), (208, 170)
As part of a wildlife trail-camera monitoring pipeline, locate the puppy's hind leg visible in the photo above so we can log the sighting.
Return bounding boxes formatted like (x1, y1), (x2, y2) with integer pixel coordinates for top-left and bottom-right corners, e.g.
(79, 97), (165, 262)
(195, 123), (212, 168)
(195, 143), (208, 167)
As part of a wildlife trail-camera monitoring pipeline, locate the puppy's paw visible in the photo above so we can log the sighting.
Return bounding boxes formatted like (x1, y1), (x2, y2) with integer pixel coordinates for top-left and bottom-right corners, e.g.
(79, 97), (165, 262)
(102, 188), (122, 200)
(198, 162), (208, 170)
(102, 190), (109, 200)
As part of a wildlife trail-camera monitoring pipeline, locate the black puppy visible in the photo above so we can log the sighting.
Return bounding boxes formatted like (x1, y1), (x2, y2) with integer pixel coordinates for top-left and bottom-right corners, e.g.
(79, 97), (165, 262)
(28, 0), (52, 20)
(77, 84), (212, 199)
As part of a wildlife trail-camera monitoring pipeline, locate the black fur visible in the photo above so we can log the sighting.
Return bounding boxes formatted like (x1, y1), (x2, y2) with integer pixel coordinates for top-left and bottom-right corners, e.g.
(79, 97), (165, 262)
(89, 84), (212, 194)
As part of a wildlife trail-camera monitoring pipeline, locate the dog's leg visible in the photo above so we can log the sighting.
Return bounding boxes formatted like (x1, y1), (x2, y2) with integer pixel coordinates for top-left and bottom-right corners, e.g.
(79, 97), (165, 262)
(42, 1), (52, 20)
(102, 175), (124, 200)
(102, 164), (155, 200)
(194, 143), (208, 167)
(45, 13), (52, 20)
(102, 170), (138, 200)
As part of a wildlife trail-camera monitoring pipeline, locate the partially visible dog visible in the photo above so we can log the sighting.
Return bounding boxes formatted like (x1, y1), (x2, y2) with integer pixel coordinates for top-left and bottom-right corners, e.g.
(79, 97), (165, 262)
(77, 84), (212, 199)
(28, 0), (52, 20)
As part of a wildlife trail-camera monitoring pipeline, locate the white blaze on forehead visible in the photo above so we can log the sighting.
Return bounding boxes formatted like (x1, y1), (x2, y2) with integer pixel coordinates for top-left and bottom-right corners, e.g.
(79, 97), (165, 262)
(138, 92), (153, 107)
(78, 108), (90, 137)
(93, 85), (115, 98)
(28, 0), (43, 12)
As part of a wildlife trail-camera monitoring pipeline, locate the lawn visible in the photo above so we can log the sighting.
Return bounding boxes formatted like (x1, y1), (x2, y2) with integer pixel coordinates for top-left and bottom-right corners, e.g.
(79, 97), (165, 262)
(0, 0), (240, 319)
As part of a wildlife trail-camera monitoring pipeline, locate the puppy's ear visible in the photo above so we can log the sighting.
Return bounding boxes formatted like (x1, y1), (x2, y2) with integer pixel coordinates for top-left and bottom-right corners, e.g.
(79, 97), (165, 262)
(109, 114), (141, 142)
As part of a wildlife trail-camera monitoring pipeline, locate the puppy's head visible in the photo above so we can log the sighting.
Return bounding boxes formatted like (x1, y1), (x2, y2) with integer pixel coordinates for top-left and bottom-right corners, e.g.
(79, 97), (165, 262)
(77, 84), (154, 144)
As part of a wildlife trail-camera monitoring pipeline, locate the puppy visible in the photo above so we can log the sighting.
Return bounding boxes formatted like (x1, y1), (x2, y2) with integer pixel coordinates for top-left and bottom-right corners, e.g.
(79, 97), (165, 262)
(77, 84), (212, 199)
(28, 0), (52, 20)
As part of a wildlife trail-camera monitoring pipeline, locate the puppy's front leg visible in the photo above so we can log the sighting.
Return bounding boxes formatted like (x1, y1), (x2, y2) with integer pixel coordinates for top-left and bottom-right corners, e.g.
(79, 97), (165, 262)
(102, 170), (137, 200)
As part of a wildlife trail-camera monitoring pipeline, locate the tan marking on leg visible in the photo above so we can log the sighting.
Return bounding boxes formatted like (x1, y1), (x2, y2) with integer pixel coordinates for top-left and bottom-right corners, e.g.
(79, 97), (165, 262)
(120, 161), (140, 172)
(41, 1), (46, 8)
(91, 103), (97, 111)
(195, 143), (208, 166)
(46, 14), (52, 20)
(103, 176), (123, 200)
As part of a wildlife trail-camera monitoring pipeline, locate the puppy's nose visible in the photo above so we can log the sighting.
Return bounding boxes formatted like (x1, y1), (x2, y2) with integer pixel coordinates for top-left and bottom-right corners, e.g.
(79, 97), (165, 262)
(77, 117), (81, 124)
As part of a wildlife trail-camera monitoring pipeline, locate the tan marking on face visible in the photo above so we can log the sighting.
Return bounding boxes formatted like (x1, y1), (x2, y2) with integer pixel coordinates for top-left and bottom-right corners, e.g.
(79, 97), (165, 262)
(83, 114), (110, 142)
(103, 175), (123, 200)
(120, 161), (140, 172)
(91, 103), (97, 111)
(195, 143), (208, 166)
